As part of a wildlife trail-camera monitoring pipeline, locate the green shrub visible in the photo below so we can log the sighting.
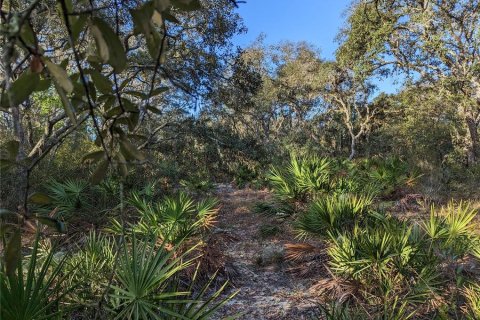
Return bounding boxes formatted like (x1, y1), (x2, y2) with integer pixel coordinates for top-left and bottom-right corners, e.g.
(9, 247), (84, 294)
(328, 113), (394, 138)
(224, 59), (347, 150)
(327, 216), (441, 310)
(180, 177), (215, 194)
(464, 284), (480, 320)
(318, 299), (415, 320)
(253, 201), (293, 217)
(64, 231), (116, 308)
(128, 192), (218, 244)
(320, 202), (478, 319)
(295, 193), (374, 237)
(233, 164), (258, 188)
(108, 236), (235, 319)
(268, 155), (394, 208)
(421, 201), (479, 258)
(268, 155), (332, 204)
(365, 157), (419, 197)
(259, 224), (281, 238)
(0, 235), (70, 320)
(36, 179), (89, 219)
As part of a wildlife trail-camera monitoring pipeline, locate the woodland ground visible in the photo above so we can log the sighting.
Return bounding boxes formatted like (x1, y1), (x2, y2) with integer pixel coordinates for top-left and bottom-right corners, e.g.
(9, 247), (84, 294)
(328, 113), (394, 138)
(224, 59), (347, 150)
(209, 184), (480, 320)
(212, 184), (321, 319)
(10, 181), (480, 319)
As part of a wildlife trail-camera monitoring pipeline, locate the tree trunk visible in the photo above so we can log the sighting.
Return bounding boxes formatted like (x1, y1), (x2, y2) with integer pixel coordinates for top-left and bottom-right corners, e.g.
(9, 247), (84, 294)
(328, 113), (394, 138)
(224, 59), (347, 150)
(4, 47), (29, 214)
(348, 136), (357, 160)
(466, 115), (479, 165)
(11, 105), (29, 214)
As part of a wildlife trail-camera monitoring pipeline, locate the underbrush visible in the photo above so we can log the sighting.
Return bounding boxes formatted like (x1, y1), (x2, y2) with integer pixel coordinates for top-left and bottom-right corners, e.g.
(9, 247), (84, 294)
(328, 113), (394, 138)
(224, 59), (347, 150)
(264, 154), (480, 319)
(0, 181), (237, 320)
(1, 153), (479, 319)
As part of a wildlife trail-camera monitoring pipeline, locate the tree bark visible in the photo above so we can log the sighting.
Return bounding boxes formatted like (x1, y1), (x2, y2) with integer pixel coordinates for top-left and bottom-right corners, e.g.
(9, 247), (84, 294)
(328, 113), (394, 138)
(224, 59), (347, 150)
(348, 135), (357, 160)
(466, 115), (479, 165)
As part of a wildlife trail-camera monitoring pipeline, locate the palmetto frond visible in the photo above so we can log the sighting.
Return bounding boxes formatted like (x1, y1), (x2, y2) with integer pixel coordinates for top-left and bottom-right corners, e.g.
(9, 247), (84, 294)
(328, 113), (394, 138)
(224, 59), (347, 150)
(130, 192), (219, 244)
(295, 193), (374, 237)
(0, 234), (70, 320)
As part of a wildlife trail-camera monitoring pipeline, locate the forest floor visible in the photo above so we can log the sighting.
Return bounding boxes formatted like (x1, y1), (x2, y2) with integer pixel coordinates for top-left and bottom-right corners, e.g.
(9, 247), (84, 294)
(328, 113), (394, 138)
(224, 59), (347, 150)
(212, 184), (328, 320)
(209, 184), (480, 320)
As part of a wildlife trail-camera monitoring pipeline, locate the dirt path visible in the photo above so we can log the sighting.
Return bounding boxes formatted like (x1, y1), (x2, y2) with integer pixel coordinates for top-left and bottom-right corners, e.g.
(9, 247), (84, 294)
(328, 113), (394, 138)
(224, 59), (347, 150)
(212, 184), (324, 320)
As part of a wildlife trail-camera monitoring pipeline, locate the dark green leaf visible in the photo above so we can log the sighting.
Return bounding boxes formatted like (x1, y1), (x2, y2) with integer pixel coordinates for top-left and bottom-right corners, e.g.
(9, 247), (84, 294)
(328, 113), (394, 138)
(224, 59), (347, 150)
(89, 70), (113, 94)
(130, 4), (165, 60)
(20, 23), (36, 47)
(34, 79), (52, 92)
(54, 83), (77, 125)
(151, 86), (169, 96)
(44, 60), (73, 93)
(99, 95), (116, 111)
(163, 12), (180, 23)
(34, 216), (66, 233)
(90, 159), (109, 185)
(8, 72), (39, 106)
(91, 18), (127, 72)
(147, 105), (162, 114)
(5, 229), (21, 278)
(90, 23), (109, 62)
(121, 98), (138, 112)
(82, 150), (105, 163)
(130, 3), (155, 35)
(116, 152), (129, 177)
(124, 90), (147, 99)
(146, 29), (163, 60)
(127, 111), (140, 131)
(28, 192), (54, 205)
(120, 138), (145, 161)
(72, 15), (88, 41)
(105, 106), (123, 118)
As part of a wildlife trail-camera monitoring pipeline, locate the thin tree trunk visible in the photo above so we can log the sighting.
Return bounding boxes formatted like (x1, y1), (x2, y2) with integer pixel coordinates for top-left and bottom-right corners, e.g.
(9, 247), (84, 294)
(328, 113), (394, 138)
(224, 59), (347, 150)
(466, 115), (479, 165)
(3, 43), (29, 214)
(348, 135), (356, 160)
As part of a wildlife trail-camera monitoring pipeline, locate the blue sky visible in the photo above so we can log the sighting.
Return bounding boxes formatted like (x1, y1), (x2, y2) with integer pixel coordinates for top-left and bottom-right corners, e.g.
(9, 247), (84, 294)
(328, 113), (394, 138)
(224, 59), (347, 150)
(233, 0), (351, 60)
(232, 0), (400, 94)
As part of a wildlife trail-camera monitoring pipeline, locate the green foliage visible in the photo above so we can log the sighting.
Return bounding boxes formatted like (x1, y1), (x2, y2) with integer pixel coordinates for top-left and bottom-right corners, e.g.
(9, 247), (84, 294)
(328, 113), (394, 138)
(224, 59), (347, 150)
(129, 192), (218, 244)
(336, 1), (394, 74)
(319, 201), (479, 317)
(0, 235), (69, 320)
(421, 201), (479, 258)
(365, 157), (419, 197)
(233, 164), (258, 188)
(180, 177), (215, 194)
(108, 236), (194, 319)
(259, 224), (281, 239)
(173, 266), (238, 319)
(327, 219), (441, 311)
(318, 299), (415, 320)
(64, 231), (115, 307)
(2, 0), (480, 318)
(268, 155), (414, 212)
(36, 179), (89, 219)
(464, 284), (480, 320)
(253, 201), (293, 217)
(296, 193), (374, 237)
(108, 236), (234, 319)
(268, 155), (332, 204)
